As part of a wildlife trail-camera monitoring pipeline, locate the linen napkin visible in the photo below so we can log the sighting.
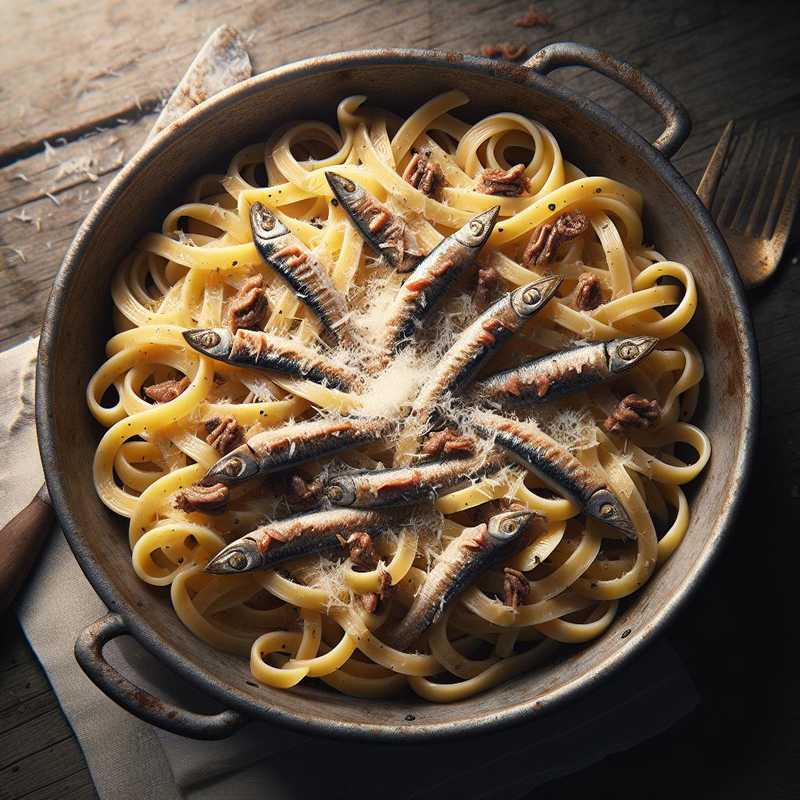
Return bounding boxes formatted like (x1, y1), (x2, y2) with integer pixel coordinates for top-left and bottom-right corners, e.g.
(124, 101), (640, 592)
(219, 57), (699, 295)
(3, 336), (699, 800)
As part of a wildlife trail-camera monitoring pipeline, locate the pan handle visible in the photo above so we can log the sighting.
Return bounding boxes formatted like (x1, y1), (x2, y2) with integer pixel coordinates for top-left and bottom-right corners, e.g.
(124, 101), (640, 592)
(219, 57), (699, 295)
(525, 42), (691, 158)
(75, 612), (247, 740)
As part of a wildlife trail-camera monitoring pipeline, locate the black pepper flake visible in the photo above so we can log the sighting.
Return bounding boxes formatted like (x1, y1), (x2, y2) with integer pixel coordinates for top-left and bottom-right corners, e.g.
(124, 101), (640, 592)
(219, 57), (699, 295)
(232, 260), (238, 266)
(595, 187), (602, 193)
(331, 198), (339, 206)
(621, 628), (631, 639)
(405, 714), (416, 721)
(547, 203), (556, 211)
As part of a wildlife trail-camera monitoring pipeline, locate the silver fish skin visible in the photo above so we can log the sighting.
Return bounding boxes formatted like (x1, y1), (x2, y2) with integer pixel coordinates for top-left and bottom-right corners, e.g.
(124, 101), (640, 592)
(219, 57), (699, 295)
(388, 509), (534, 651)
(205, 506), (411, 574)
(375, 206), (501, 365)
(407, 275), (562, 433)
(322, 450), (505, 509)
(199, 416), (395, 488)
(183, 327), (359, 391)
(325, 171), (422, 272)
(468, 336), (659, 409)
(472, 410), (636, 538)
(249, 203), (353, 345)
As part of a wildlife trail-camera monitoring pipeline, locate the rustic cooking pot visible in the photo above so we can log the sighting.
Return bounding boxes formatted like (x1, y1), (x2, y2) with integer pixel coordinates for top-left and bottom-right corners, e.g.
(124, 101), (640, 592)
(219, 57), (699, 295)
(37, 45), (758, 741)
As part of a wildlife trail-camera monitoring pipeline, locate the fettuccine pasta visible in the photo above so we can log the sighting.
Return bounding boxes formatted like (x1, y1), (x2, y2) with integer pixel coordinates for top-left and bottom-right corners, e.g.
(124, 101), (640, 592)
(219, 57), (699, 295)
(87, 92), (710, 702)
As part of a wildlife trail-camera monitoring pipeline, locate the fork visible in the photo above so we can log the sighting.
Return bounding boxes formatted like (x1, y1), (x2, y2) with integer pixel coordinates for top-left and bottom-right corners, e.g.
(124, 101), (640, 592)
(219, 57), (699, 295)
(697, 120), (800, 287)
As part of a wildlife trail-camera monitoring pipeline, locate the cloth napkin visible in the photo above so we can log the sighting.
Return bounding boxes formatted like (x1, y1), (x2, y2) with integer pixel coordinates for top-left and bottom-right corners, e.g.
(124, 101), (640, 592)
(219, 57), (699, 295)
(3, 337), (699, 800)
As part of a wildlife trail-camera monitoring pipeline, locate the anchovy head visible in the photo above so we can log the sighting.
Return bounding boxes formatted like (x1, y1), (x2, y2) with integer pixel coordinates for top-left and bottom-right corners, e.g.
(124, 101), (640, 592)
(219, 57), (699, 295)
(487, 509), (535, 543)
(183, 327), (233, 360)
(249, 202), (290, 243)
(585, 488), (637, 539)
(199, 445), (260, 487)
(509, 275), (563, 318)
(325, 171), (362, 204)
(454, 206), (501, 248)
(322, 475), (357, 507)
(606, 336), (659, 373)
(205, 538), (262, 574)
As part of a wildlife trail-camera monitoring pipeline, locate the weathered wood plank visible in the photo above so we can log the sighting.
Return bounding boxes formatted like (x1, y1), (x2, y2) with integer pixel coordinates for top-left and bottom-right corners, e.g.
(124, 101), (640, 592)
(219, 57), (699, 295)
(0, 707), (75, 770)
(0, 656), (51, 715)
(13, 768), (97, 800)
(0, 120), (149, 214)
(0, 736), (94, 800)
(0, 0), (432, 161)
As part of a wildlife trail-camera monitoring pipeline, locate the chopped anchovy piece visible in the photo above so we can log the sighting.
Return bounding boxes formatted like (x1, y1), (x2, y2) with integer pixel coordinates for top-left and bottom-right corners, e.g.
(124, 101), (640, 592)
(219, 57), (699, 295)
(522, 211), (589, 267)
(175, 482), (230, 513)
(604, 394), (661, 433)
(467, 336), (658, 409)
(183, 327), (359, 391)
(228, 274), (268, 332)
(421, 428), (477, 458)
(249, 203), (353, 344)
(144, 376), (190, 403)
(325, 172), (422, 272)
(199, 416), (394, 488)
(477, 164), (528, 196)
(205, 416), (244, 454)
(387, 510), (535, 650)
(472, 410), (637, 539)
(402, 148), (444, 198)
(205, 506), (412, 574)
(408, 275), (562, 433)
(375, 207), (500, 365)
(322, 451), (505, 509)
(574, 272), (603, 311)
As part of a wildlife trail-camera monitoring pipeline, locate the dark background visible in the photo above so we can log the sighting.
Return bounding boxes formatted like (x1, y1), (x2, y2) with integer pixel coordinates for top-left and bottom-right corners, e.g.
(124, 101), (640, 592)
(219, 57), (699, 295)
(1, 1), (799, 797)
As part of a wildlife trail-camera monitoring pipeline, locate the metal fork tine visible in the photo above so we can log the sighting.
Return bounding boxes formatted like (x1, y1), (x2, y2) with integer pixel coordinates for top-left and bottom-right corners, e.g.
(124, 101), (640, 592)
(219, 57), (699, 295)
(731, 124), (770, 233)
(770, 138), (800, 243)
(697, 120), (734, 209)
(763, 136), (797, 240)
(745, 136), (781, 238)
(715, 123), (755, 227)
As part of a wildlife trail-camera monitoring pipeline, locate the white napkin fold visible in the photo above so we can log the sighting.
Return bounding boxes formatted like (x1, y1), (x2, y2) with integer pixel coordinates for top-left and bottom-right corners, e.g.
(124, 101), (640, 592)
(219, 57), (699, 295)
(3, 337), (699, 800)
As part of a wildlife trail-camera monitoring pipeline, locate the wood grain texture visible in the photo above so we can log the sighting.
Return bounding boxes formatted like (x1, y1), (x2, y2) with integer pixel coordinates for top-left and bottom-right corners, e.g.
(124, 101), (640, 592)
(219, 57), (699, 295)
(0, 1), (798, 799)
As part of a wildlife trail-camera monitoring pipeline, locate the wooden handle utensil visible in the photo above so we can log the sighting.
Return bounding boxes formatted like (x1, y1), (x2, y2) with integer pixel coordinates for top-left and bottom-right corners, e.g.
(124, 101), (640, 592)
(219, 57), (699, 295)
(0, 484), (55, 614)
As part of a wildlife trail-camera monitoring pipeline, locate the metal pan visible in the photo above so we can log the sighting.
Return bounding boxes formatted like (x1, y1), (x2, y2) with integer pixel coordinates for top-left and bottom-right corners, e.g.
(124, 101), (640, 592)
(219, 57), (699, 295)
(37, 44), (758, 741)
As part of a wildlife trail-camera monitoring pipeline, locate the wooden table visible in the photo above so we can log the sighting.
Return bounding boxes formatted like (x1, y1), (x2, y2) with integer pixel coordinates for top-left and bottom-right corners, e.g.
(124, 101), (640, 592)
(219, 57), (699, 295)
(1, 1), (798, 797)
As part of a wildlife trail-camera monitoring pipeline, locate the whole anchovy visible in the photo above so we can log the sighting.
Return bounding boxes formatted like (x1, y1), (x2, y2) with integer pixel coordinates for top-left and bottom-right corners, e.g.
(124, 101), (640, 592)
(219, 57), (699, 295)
(249, 203), (353, 345)
(375, 206), (500, 365)
(183, 327), (359, 391)
(408, 275), (562, 433)
(387, 509), (534, 651)
(472, 409), (636, 538)
(205, 506), (411, 574)
(322, 451), (505, 509)
(325, 172), (422, 272)
(468, 336), (659, 409)
(200, 416), (394, 487)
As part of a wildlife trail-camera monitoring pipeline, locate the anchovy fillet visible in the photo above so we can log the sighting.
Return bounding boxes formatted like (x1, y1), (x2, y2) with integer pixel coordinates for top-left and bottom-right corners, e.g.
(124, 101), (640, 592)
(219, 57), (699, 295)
(183, 327), (358, 391)
(205, 506), (411, 574)
(407, 276), (562, 434)
(387, 509), (533, 650)
(249, 203), (352, 344)
(375, 207), (500, 364)
(325, 172), (422, 272)
(468, 337), (658, 409)
(472, 410), (636, 538)
(200, 416), (394, 487)
(322, 451), (505, 509)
